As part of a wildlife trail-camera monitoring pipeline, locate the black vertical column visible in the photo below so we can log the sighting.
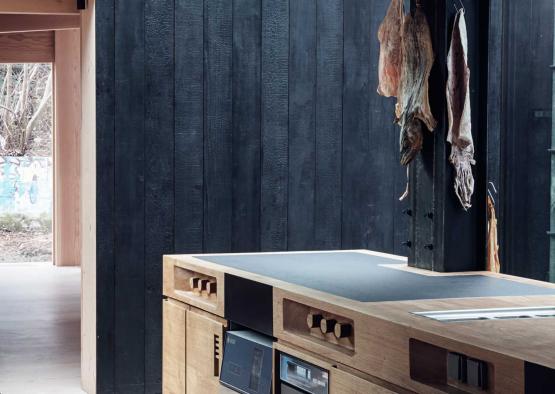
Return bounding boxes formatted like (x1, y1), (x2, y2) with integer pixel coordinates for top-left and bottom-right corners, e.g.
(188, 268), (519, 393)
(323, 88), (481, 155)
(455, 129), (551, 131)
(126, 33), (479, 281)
(408, 0), (488, 272)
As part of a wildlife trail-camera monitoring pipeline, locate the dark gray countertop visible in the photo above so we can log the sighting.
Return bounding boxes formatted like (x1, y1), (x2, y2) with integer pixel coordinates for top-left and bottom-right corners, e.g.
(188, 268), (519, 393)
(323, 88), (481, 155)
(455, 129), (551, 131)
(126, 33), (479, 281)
(196, 252), (555, 302)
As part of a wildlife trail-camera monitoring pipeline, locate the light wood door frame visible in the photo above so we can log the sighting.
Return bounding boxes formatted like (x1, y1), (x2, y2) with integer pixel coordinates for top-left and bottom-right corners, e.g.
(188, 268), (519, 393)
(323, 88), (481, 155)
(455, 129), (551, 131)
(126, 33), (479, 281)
(53, 28), (81, 267)
(0, 14), (80, 34)
(0, 29), (82, 268)
(0, 2), (94, 393)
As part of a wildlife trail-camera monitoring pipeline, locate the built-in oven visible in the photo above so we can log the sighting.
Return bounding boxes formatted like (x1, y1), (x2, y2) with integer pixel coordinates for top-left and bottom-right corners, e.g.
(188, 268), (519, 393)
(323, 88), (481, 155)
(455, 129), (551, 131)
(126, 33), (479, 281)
(278, 353), (329, 394)
(220, 330), (273, 394)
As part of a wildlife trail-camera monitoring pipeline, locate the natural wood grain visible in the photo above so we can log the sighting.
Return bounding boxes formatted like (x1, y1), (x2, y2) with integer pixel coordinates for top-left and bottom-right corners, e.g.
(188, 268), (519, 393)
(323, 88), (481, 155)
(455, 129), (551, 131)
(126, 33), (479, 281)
(275, 342), (403, 394)
(54, 29), (81, 267)
(186, 309), (226, 394)
(273, 289), (538, 393)
(0, 31), (54, 63)
(165, 251), (555, 393)
(0, 14), (80, 33)
(332, 367), (397, 394)
(164, 256), (225, 318)
(0, 0), (79, 15)
(163, 299), (188, 394)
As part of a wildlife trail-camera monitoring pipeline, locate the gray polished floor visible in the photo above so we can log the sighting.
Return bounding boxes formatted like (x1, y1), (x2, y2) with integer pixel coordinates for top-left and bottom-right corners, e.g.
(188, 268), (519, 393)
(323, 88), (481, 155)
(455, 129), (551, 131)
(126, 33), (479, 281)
(0, 263), (83, 394)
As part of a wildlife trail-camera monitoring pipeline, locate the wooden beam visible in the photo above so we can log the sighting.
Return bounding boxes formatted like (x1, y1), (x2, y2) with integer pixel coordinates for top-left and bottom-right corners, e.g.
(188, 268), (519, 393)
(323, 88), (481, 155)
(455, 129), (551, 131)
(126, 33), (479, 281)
(0, 15), (80, 34)
(54, 29), (81, 267)
(0, 31), (54, 63)
(0, 0), (79, 15)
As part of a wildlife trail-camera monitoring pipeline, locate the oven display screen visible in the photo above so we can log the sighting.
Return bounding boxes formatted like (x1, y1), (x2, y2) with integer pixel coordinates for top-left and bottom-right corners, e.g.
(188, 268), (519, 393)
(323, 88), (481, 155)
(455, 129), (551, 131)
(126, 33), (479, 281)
(249, 347), (264, 391)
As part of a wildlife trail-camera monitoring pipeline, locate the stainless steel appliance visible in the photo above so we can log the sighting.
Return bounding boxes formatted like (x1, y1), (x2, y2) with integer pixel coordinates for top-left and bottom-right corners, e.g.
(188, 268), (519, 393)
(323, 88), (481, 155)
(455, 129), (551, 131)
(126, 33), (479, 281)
(220, 330), (273, 394)
(278, 353), (329, 394)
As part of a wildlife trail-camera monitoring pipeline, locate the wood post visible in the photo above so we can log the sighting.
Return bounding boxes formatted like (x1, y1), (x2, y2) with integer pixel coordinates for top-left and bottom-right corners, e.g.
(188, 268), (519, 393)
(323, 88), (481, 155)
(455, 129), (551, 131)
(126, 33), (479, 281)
(407, 0), (488, 272)
(54, 29), (81, 267)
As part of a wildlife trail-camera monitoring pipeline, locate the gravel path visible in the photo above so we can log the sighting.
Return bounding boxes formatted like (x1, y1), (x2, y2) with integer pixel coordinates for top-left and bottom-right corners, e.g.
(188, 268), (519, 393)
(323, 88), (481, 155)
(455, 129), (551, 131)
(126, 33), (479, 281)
(0, 230), (52, 263)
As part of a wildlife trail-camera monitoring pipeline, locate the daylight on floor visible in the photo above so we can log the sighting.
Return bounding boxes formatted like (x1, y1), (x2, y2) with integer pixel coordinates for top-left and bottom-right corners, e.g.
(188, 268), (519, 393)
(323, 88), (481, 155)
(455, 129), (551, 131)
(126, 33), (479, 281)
(1, 1), (555, 393)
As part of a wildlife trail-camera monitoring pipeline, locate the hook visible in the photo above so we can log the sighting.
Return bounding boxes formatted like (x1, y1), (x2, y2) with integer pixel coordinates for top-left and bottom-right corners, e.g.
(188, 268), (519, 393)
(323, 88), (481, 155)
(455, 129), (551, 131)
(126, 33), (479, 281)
(487, 190), (495, 206)
(487, 182), (498, 206)
(458, 0), (465, 12)
(488, 181), (498, 194)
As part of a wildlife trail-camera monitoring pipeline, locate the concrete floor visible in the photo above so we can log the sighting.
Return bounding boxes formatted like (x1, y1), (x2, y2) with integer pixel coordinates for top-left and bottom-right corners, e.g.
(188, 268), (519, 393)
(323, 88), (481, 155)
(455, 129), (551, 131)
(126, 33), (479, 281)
(0, 263), (83, 394)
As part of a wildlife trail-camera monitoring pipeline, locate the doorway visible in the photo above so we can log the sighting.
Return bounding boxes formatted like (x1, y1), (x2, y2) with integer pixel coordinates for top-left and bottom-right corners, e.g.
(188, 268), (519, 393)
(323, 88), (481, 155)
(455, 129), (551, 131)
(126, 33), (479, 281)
(0, 5), (85, 393)
(0, 62), (54, 264)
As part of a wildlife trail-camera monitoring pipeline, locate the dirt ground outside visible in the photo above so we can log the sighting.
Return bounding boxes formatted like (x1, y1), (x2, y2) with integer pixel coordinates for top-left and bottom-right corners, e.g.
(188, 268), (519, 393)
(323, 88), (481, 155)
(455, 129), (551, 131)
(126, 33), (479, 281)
(0, 214), (52, 263)
(0, 230), (52, 263)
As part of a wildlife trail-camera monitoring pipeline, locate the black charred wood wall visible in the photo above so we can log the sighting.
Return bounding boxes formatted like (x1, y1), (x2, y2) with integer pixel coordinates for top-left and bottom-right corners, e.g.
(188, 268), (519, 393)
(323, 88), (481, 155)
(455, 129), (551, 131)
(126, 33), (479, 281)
(487, 0), (554, 281)
(407, 0), (488, 272)
(96, 0), (409, 391)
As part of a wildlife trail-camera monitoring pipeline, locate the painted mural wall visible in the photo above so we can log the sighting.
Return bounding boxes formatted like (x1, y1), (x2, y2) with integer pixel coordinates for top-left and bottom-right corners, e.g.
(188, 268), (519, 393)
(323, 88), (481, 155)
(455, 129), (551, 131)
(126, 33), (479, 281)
(0, 156), (52, 217)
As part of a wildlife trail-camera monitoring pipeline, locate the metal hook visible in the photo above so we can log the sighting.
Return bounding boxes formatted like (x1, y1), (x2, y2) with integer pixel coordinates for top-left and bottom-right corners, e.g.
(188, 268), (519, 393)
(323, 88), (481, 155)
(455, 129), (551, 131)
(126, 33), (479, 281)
(458, 0), (465, 12)
(488, 182), (498, 194)
(488, 182), (498, 206)
(487, 190), (495, 206)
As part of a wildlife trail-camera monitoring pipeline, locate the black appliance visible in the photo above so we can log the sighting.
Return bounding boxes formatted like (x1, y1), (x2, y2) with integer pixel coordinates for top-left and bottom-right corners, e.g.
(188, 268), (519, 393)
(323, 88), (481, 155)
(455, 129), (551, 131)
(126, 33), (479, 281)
(278, 353), (329, 394)
(220, 330), (273, 394)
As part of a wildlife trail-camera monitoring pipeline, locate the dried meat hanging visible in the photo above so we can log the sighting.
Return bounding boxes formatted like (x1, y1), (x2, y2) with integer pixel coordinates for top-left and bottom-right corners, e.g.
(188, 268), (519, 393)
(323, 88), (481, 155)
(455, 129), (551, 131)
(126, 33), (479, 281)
(396, 5), (437, 167)
(446, 8), (475, 210)
(486, 195), (501, 273)
(377, 0), (403, 98)
(377, 1), (436, 200)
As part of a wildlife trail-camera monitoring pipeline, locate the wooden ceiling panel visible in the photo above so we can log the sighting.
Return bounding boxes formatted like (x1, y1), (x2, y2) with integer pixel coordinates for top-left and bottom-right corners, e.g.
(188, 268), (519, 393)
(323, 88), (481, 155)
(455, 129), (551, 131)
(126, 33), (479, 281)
(0, 0), (79, 15)
(0, 15), (80, 34)
(0, 31), (55, 63)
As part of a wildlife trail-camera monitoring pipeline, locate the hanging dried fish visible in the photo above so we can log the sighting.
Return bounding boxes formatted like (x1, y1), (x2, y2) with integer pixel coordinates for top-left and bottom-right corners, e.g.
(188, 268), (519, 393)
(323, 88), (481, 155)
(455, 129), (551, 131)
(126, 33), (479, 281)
(486, 195), (500, 273)
(446, 8), (475, 210)
(396, 7), (437, 166)
(377, 0), (404, 98)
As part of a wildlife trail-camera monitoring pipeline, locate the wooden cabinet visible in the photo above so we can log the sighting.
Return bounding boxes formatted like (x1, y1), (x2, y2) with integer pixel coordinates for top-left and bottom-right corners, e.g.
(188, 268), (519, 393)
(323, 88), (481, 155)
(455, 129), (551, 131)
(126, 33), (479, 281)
(163, 299), (187, 394)
(330, 368), (396, 394)
(163, 300), (228, 394)
(275, 342), (400, 394)
(186, 308), (226, 394)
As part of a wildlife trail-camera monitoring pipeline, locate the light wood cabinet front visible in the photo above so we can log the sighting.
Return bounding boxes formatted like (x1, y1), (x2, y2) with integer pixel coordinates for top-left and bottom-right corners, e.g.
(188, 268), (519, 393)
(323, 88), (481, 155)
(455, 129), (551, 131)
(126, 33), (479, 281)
(186, 309), (226, 394)
(330, 368), (396, 394)
(163, 299), (187, 394)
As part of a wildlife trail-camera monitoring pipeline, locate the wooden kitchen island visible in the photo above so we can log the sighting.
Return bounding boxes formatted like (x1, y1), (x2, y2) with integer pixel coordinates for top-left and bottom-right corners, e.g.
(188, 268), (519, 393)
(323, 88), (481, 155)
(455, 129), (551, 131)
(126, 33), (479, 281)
(162, 250), (555, 393)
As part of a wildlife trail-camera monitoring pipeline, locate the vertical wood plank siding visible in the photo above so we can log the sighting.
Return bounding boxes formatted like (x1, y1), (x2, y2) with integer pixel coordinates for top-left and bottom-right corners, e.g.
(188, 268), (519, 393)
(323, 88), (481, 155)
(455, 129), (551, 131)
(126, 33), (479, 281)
(97, 0), (408, 391)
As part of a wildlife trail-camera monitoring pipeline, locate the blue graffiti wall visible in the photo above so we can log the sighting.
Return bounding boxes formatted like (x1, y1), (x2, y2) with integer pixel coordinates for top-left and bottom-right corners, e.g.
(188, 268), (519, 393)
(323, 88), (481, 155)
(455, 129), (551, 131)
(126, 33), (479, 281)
(0, 156), (52, 217)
